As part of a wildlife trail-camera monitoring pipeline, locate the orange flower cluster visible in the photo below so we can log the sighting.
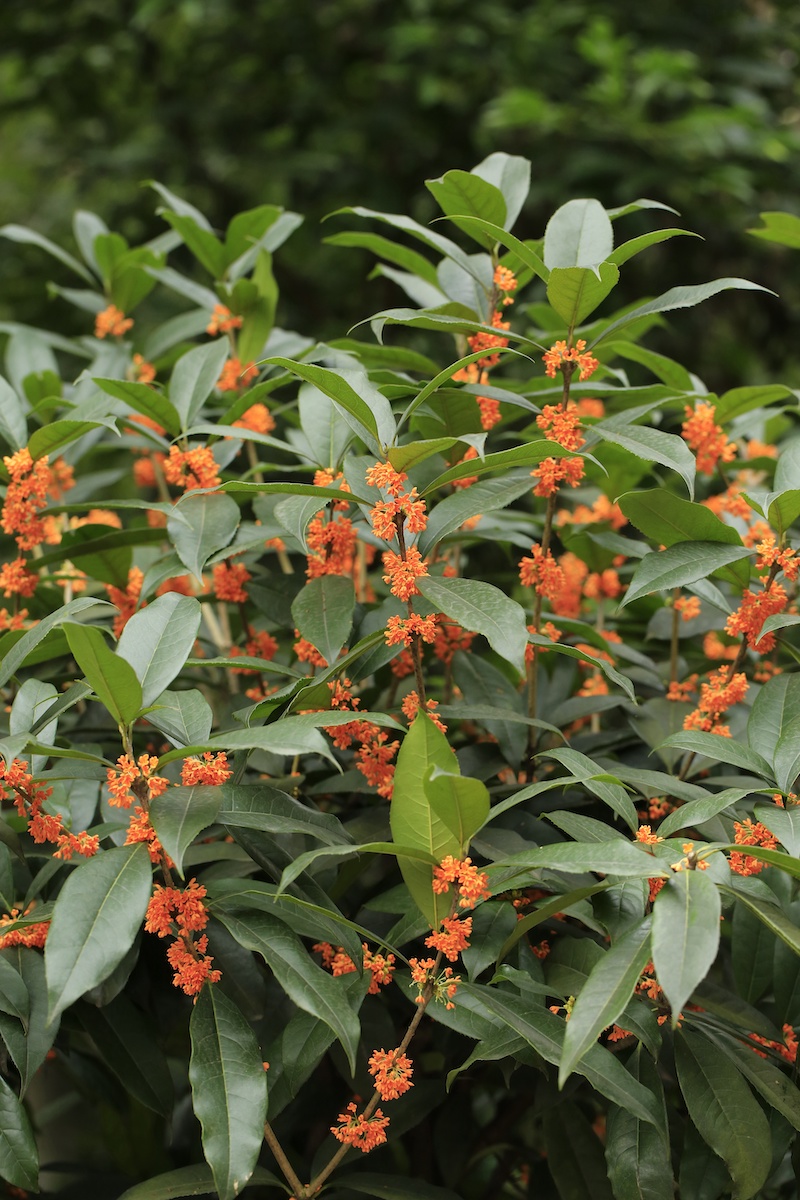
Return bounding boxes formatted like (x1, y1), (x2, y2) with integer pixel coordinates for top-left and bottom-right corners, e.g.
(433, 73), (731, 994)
(180, 752), (232, 787)
(232, 403), (275, 435)
(670, 841), (710, 873)
(519, 543), (564, 600)
(425, 914), (472, 961)
(452, 359), (502, 431)
(294, 635), (327, 667)
(0, 907), (50, 951)
(681, 403), (736, 475)
(749, 1024), (798, 1064)
(206, 304), (243, 335)
(531, 455), (584, 498)
(163, 445), (221, 491)
(0, 558), (39, 598)
(106, 566), (144, 636)
(432, 855), (491, 907)
(131, 353), (156, 384)
(95, 304), (133, 338)
(313, 941), (396, 994)
(0, 607), (30, 632)
(725, 581), (788, 653)
(477, 395), (501, 431)
(635, 825), (663, 845)
(370, 489), (427, 541)
(542, 339), (598, 381)
(409, 956), (461, 1009)
(306, 514), (357, 579)
(683, 669), (748, 737)
(0, 757), (99, 860)
(381, 546), (428, 601)
(145, 879), (221, 996)
(213, 560), (251, 603)
(331, 1102), (390, 1153)
(107, 754), (169, 808)
(557, 493), (626, 530)
(385, 613), (437, 648)
(674, 595), (701, 622)
(536, 402), (586, 452)
(467, 310), (510, 370)
(217, 358), (258, 393)
(754, 536), (798, 582)
(368, 1048), (414, 1100)
(401, 691), (446, 732)
(493, 264), (518, 304)
(583, 569), (623, 601)
(729, 819), (778, 876)
(432, 617), (475, 663)
(356, 728), (399, 799)
(2, 448), (62, 551)
(229, 629), (279, 673)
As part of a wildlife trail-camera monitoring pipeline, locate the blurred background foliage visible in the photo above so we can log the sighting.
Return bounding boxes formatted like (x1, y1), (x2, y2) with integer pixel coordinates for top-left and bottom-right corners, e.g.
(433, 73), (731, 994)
(3, 0), (800, 387)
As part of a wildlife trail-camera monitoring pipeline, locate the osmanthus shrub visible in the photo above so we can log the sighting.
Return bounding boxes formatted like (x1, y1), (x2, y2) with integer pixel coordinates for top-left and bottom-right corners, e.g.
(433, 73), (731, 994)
(0, 160), (799, 1200)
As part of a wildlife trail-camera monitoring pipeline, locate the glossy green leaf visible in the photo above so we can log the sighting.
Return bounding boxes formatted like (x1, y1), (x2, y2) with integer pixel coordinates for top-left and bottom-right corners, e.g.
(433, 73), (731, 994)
(170, 338), (230, 431)
(146, 689), (214, 748)
(544, 199), (613, 269)
(472, 151), (531, 227)
(560, 918), (652, 1084)
(658, 789), (758, 838)
(705, 1028), (800, 1132)
(390, 712), (462, 927)
(418, 472), (532, 556)
(76, 993), (174, 1116)
(608, 227), (699, 267)
(116, 593), (203, 708)
(748, 211), (800, 248)
(652, 871), (720, 1021)
(117, 1165), (284, 1200)
(547, 262), (619, 328)
(619, 489), (743, 549)
(591, 279), (773, 349)
(94, 376), (181, 436)
(324, 230), (439, 284)
(747, 673), (800, 768)
(45, 844), (152, 1021)
(291, 575), (354, 667)
(29, 418), (111, 460)
(216, 907), (361, 1071)
(486, 841), (665, 883)
(427, 169), (507, 246)
(543, 1100), (614, 1200)
(264, 356), (395, 453)
(0, 947), (60, 1094)
(189, 986), (268, 1200)
(0, 222), (95, 282)
(675, 1029), (771, 1200)
(423, 438), (568, 492)
(416, 575), (528, 674)
(772, 715), (800, 792)
(0, 375), (27, 449)
(621, 542), (753, 608)
(0, 1073), (38, 1191)
(715, 384), (792, 424)
(149, 786), (223, 877)
(0, 955), (29, 1024)
(64, 622), (143, 726)
(162, 212), (227, 277)
(754, 802), (800, 857)
(721, 884), (800, 956)
(167, 492), (240, 581)
(337, 1175), (465, 1200)
(542, 748), (639, 831)
(592, 421), (696, 498)
(424, 769), (489, 853)
(605, 1048), (673, 1200)
(657, 732), (773, 780)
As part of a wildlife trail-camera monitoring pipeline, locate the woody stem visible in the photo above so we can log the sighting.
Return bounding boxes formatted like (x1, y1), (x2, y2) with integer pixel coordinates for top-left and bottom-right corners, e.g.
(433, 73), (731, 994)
(263, 1122), (305, 1198)
(670, 588), (681, 686)
(525, 491), (557, 776)
(396, 513), (426, 704)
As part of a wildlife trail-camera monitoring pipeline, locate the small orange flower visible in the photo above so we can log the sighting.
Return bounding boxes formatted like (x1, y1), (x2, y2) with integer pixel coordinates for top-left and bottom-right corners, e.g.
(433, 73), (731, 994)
(368, 1048), (414, 1100)
(681, 403), (736, 476)
(0, 907), (50, 951)
(106, 566), (145, 636)
(206, 304), (243, 336)
(331, 1103), (390, 1153)
(425, 914), (472, 961)
(542, 339), (598, 381)
(0, 558), (38, 597)
(381, 546), (428, 601)
(212, 560), (251, 603)
(180, 752), (232, 787)
(729, 819), (778, 876)
(217, 358), (258, 393)
(95, 304), (133, 339)
(493, 265), (518, 304)
(130, 353), (156, 383)
(232, 403), (275, 435)
(163, 445), (221, 491)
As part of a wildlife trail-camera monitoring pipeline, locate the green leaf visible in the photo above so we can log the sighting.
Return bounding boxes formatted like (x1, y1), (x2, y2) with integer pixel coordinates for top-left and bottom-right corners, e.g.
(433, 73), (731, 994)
(189, 986), (268, 1200)
(336, 1175), (465, 1200)
(544, 199), (613, 269)
(754, 802), (800, 857)
(547, 262), (619, 328)
(748, 211), (800, 248)
(486, 841), (665, 883)
(418, 472), (533, 557)
(170, 339), (231, 431)
(705, 1028), (800, 1132)
(464, 984), (662, 1126)
(390, 712), (462, 927)
(426, 170), (507, 246)
(423, 439), (568, 493)
(0, 1073), (38, 1191)
(542, 748), (639, 831)
(0, 955), (29, 1025)
(218, 782), (350, 847)
(497, 885), (614, 961)
(604, 341), (696, 390)
(560, 918), (652, 1084)
(0, 597), (104, 689)
(605, 1048), (674, 1200)
(543, 1100), (614, 1200)
(29, 419), (111, 461)
(75, 993), (174, 1116)
(591, 422), (695, 498)
(747, 673), (800, 768)
(424, 769), (489, 854)
(116, 593), (202, 708)
(264, 357), (395, 453)
(64, 622), (143, 726)
(714, 384), (792, 424)
(146, 689), (214, 748)
(167, 493), (240, 582)
(591, 279), (773, 349)
(652, 871), (720, 1021)
(658, 789), (759, 838)
(387, 437), (459, 474)
(291, 576), (354, 667)
(620, 543), (753, 608)
(675, 1029), (771, 1200)
(45, 844), (152, 1021)
(215, 907), (361, 1072)
(94, 377), (181, 436)
(424, 215), (548, 283)
(721, 885), (800, 956)
(149, 785), (223, 878)
(0, 222), (96, 283)
(324, 230), (439, 284)
(0, 948), (60, 1094)
(608, 227), (700, 267)
(772, 715), (800, 792)
(117, 1165), (284, 1200)
(619, 490), (744, 550)
(657, 732), (773, 781)
(472, 151), (531, 227)
(162, 212), (227, 278)
(415, 576), (528, 675)
(0, 375), (27, 449)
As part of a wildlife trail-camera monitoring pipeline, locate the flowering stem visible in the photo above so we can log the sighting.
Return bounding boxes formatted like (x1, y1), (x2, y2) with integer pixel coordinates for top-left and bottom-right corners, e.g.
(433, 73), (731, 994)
(526, 491), (557, 777)
(263, 1121), (305, 1198)
(395, 512), (426, 704)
